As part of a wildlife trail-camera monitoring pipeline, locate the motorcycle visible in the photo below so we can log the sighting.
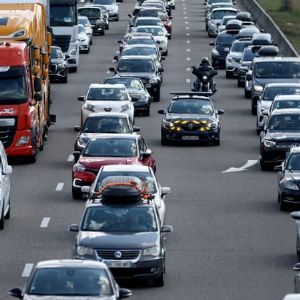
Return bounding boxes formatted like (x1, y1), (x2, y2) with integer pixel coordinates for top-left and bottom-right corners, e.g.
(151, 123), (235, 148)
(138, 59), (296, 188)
(191, 67), (217, 94)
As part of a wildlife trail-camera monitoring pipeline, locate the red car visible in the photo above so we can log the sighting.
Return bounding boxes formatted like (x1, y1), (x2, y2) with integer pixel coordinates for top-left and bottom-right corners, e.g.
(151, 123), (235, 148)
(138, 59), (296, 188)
(72, 134), (156, 199)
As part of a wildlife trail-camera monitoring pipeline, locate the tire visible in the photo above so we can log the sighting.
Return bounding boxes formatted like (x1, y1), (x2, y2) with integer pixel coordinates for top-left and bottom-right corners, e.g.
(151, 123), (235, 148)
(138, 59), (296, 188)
(161, 133), (169, 145)
(90, 39), (93, 45)
(72, 187), (82, 200)
(144, 108), (150, 116)
(86, 48), (90, 54)
(62, 73), (68, 84)
(244, 89), (251, 99)
(251, 104), (256, 115)
(260, 158), (271, 171)
(164, 50), (168, 56)
(101, 30), (105, 36)
(69, 67), (77, 73)
(237, 80), (243, 88)
(226, 71), (232, 79)
(212, 138), (220, 146)
(0, 205), (4, 230)
(5, 199), (10, 220)
(153, 273), (164, 287)
(212, 59), (216, 68)
(154, 89), (161, 102)
(256, 128), (261, 135)
(279, 196), (288, 211)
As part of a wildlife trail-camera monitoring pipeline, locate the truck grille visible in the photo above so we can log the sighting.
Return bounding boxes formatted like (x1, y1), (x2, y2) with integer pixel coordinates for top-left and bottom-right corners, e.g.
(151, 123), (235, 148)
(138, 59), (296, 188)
(52, 35), (71, 53)
(96, 249), (141, 260)
(0, 117), (17, 149)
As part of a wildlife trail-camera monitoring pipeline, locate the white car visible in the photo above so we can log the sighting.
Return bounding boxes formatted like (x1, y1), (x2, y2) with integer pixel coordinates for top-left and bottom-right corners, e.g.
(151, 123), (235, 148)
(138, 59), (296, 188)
(84, 164), (170, 224)
(0, 141), (12, 230)
(78, 24), (91, 54)
(93, 0), (119, 21)
(78, 84), (134, 125)
(78, 16), (93, 45)
(132, 25), (169, 56)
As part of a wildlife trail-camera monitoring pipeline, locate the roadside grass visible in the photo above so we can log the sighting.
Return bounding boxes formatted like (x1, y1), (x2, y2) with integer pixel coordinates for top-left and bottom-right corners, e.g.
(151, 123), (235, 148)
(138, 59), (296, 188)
(257, 0), (300, 54)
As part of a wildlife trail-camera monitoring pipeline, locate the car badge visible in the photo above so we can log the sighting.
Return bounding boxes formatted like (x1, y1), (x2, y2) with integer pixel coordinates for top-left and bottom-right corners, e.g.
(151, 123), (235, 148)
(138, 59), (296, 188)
(104, 108), (112, 112)
(188, 123), (194, 130)
(114, 251), (122, 259)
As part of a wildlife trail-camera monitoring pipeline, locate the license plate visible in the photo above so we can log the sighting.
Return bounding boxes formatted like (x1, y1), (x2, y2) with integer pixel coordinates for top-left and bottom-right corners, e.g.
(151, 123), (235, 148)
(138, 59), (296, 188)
(224, 47), (230, 51)
(104, 260), (131, 268)
(182, 136), (199, 141)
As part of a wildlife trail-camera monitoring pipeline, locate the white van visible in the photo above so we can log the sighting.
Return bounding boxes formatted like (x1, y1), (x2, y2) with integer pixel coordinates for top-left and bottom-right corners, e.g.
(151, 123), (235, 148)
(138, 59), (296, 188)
(0, 141), (12, 230)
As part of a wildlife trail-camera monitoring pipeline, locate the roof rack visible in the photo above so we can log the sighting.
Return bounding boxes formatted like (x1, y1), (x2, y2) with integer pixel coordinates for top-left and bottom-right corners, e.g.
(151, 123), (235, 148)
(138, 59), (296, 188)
(170, 91), (213, 97)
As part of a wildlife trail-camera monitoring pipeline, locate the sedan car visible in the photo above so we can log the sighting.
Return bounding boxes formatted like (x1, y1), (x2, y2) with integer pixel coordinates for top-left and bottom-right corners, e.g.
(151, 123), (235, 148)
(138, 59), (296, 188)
(78, 6), (105, 35)
(69, 197), (172, 286)
(78, 24), (91, 54)
(9, 259), (132, 299)
(72, 134), (156, 198)
(104, 76), (152, 116)
(93, 0), (119, 21)
(78, 84), (134, 125)
(74, 112), (139, 151)
(118, 34), (158, 52)
(158, 92), (224, 145)
(78, 16), (93, 44)
(49, 46), (68, 83)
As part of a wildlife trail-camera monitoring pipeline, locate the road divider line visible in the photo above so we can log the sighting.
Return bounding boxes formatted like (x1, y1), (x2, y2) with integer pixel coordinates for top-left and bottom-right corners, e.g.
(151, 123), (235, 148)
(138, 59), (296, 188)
(106, 70), (110, 74)
(56, 182), (64, 192)
(40, 217), (51, 228)
(186, 78), (191, 83)
(186, 67), (191, 72)
(186, 57), (191, 61)
(186, 27), (190, 30)
(67, 154), (74, 162)
(22, 264), (34, 277)
(186, 48), (190, 52)
(222, 160), (258, 173)
(184, 16), (188, 19)
(185, 21), (189, 25)
(183, 11), (187, 14)
(186, 40), (190, 44)
(186, 33), (190, 36)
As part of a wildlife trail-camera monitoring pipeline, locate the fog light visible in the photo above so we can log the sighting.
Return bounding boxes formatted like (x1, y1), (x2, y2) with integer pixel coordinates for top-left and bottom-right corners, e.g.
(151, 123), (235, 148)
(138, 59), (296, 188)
(16, 136), (30, 146)
(151, 268), (157, 273)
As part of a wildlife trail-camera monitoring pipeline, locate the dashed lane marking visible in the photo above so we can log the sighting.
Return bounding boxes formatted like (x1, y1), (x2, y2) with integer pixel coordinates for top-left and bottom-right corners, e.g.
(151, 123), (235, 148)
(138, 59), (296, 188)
(186, 78), (191, 83)
(67, 154), (74, 162)
(186, 57), (191, 61)
(22, 264), (34, 277)
(186, 67), (191, 72)
(186, 33), (190, 36)
(56, 182), (64, 192)
(186, 48), (190, 52)
(186, 40), (190, 44)
(40, 217), (51, 228)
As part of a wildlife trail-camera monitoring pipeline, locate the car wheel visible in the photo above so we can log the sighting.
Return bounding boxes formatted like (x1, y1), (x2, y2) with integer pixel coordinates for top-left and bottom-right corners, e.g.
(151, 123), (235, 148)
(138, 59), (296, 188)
(256, 128), (261, 135)
(161, 133), (169, 145)
(237, 80), (243, 88)
(72, 187), (82, 200)
(144, 108), (150, 116)
(212, 138), (220, 146)
(101, 30), (105, 36)
(279, 196), (288, 211)
(154, 89), (161, 102)
(5, 198), (10, 220)
(69, 67), (77, 73)
(90, 39), (93, 45)
(153, 273), (164, 287)
(260, 158), (271, 171)
(62, 73), (68, 84)
(168, 34), (171, 40)
(212, 59), (216, 68)
(297, 236), (300, 261)
(226, 71), (232, 79)
(244, 89), (251, 99)
(0, 205), (4, 230)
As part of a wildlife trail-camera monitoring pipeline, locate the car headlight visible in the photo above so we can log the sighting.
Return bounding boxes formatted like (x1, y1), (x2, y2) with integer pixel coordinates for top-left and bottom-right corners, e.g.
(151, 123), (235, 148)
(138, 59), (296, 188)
(227, 57), (233, 63)
(77, 138), (88, 148)
(73, 163), (86, 172)
(143, 246), (160, 257)
(69, 47), (77, 56)
(77, 245), (94, 256)
(239, 65), (249, 71)
(83, 103), (95, 112)
(162, 120), (174, 128)
(57, 63), (64, 69)
(263, 140), (276, 148)
(209, 21), (217, 28)
(208, 121), (218, 130)
(121, 104), (129, 112)
(139, 94), (149, 102)
(283, 180), (299, 191)
(254, 85), (263, 92)
(149, 77), (158, 84)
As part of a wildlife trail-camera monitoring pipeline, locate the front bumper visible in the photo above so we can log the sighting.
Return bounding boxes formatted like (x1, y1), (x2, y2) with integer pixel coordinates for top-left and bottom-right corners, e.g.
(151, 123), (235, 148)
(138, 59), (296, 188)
(226, 60), (240, 75)
(79, 42), (89, 52)
(212, 53), (227, 67)
(133, 101), (150, 113)
(50, 67), (67, 81)
(280, 188), (300, 205)
(91, 24), (105, 34)
(108, 12), (119, 20)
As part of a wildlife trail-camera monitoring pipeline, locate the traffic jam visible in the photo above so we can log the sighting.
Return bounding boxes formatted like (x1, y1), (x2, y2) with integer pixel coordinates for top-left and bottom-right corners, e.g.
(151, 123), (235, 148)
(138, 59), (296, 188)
(1, 0), (300, 298)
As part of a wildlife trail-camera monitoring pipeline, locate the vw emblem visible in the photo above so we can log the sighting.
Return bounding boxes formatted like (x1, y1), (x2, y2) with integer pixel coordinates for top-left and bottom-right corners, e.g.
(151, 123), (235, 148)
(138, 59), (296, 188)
(114, 251), (122, 259)
(188, 123), (194, 130)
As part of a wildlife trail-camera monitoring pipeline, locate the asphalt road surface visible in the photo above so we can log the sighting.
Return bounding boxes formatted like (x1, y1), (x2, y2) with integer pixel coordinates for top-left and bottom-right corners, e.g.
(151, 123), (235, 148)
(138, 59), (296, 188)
(0, 0), (297, 299)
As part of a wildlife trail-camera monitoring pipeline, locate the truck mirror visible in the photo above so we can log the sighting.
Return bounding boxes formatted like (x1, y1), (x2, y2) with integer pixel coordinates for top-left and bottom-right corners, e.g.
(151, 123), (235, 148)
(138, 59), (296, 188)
(34, 77), (42, 92)
(34, 93), (42, 102)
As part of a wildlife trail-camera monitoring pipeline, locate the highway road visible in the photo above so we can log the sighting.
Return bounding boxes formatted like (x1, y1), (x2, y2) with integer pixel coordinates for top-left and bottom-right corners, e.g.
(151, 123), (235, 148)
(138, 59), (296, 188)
(0, 0), (297, 299)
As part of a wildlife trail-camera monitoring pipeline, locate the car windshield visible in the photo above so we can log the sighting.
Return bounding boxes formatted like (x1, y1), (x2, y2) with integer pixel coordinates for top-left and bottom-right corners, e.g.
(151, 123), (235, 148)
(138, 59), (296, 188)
(82, 206), (157, 232)
(117, 59), (155, 73)
(83, 138), (137, 157)
(211, 10), (237, 19)
(287, 153), (300, 170)
(94, 0), (115, 4)
(255, 62), (300, 79)
(79, 17), (89, 26)
(28, 268), (113, 296)
(87, 87), (129, 101)
(83, 117), (130, 133)
(168, 99), (214, 115)
(78, 8), (100, 18)
(127, 38), (155, 45)
(95, 171), (157, 193)
(262, 87), (300, 101)
(136, 19), (162, 26)
(134, 27), (165, 36)
(273, 100), (300, 110)
(231, 41), (250, 53)
(51, 48), (64, 59)
(216, 34), (236, 45)
(268, 114), (300, 131)
(122, 47), (157, 56)
(242, 48), (256, 61)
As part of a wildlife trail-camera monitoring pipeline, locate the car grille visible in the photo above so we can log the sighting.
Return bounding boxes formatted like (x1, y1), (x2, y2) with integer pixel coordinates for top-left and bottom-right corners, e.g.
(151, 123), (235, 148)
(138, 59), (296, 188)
(174, 120), (208, 131)
(0, 117), (17, 148)
(276, 141), (300, 150)
(50, 64), (57, 74)
(96, 249), (141, 260)
(52, 35), (71, 53)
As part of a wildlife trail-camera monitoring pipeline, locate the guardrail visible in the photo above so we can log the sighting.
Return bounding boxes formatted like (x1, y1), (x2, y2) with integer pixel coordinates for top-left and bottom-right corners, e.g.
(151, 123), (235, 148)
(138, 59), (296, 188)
(239, 0), (299, 57)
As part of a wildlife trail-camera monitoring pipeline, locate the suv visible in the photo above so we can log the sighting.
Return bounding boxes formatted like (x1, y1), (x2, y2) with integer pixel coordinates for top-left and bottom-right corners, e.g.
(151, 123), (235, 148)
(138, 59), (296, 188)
(69, 186), (172, 286)
(260, 109), (300, 170)
(78, 6), (105, 35)
(49, 46), (68, 83)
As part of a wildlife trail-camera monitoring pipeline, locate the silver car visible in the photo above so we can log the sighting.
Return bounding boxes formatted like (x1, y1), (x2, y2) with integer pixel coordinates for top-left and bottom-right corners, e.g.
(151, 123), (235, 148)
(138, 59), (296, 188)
(9, 259), (132, 299)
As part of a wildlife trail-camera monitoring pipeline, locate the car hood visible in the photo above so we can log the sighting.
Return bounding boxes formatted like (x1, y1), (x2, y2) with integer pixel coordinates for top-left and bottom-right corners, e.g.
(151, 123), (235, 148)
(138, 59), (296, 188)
(78, 231), (159, 249)
(255, 78), (300, 87)
(228, 52), (242, 59)
(209, 18), (222, 24)
(266, 132), (300, 140)
(116, 72), (153, 78)
(24, 295), (114, 300)
(50, 58), (65, 64)
(79, 157), (140, 169)
(166, 113), (215, 121)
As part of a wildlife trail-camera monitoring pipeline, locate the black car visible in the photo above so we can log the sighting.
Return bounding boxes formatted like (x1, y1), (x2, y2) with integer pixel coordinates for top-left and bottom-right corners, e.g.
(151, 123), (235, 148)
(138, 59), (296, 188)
(260, 109), (300, 170)
(276, 147), (300, 210)
(109, 56), (163, 102)
(104, 77), (152, 116)
(158, 92), (224, 145)
(49, 46), (68, 83)
(78, 6), (105, 36)
(69, 187), (172, 287)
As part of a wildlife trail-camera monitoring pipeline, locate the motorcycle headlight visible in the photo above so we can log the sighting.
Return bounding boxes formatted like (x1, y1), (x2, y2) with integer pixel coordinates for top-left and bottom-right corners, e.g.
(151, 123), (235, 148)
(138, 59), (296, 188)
(83, 103), (95, 112)
(283, 180), (299, 191)
(254, 85), (263, 92)
(121, 104), (129, 112)
(162, 120), (174, 128)
(73, 163), (86, 172)
(203, 75), (208, 81)
(263, 140), (276, 148)
(77, 245), (94, 256)
(143, 246), (160, 257)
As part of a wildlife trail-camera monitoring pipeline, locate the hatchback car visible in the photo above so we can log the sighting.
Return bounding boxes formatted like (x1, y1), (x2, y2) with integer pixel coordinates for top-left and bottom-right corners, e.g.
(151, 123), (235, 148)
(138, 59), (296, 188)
(158, 93), (224, 145)
(9, 259), (132, 299)
(72, 134), (156, 198)
(78, 84), (134, 125)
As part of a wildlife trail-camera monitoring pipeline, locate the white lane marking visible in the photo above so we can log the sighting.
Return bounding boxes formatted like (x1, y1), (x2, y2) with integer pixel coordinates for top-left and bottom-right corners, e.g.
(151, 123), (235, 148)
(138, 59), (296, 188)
(116, 50), (120, 54)
(183, 11), (187, 14)
(186, 78), (191, 83)
(186, 33), (190, 36)
(106, 70), (111, 74)
(185, 21), (189, 25)
(40, 217), (51, 228)
(186, 27), (190, 30)
(186, 40), (190, 44)
(22, 264), (34, 277)
(186, 48), (190, 52)
(186, 67), (191, 72)
(56, 182), (64, 191)
(222, 160), (258, 173)
(184, 16), (188, 19)
(67, 154), (74, 162)
(186, 57), (191, 61)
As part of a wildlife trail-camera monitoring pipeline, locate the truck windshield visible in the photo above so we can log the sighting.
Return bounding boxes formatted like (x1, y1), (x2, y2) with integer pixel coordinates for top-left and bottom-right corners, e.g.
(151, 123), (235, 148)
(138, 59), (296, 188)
(50, 6), (76, 26)
(0, 67), (27, 104)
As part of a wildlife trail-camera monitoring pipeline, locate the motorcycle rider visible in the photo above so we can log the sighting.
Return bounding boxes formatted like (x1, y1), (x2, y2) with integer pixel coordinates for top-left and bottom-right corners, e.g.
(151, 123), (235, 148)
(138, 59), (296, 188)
(192, 57), (217, 93)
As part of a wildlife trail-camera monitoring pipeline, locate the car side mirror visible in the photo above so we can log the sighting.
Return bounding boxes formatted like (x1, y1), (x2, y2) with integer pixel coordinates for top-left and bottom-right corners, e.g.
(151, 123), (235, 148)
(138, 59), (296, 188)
(119, 288), (132, 299)
(161, 225), (173, 233)
(133, 126), (141, 132)
(169, 16), (173, 19)
(294, 263), (300, 271)
(141, 148), (152, 158)
(161, 186), (171, 196)
(113, 55), (119, 61)
(74, 125), (81, 132)
(158, 67), (164, 72)
(73, 151), (81, 163)
(9, 288), (23, 299)
(217, 109), (224, 115)
(77, 96), (85, 101)
(128, 14), (133, 18)
(158, 109), (166, 114)
(117, 40), (123, 44)
(81, 186), (91, 194)
(209, 42), (214, 46)
(68, 224), (79, 232)
(3, 165), (12, 175)
(109, 67), (116, 73)
(161, 56), (166, 60)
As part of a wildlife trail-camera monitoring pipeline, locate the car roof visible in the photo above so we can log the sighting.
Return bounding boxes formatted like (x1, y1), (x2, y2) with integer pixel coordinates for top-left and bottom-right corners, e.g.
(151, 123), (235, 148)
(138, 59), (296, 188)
(254, 56), (300, 63)
(211, 7), (237, 12)
(136, 16), (161, 20)
(36, 259), (107, 269)
(171, 95), (212, 101)
(274, 95), (300, 101)
(271, 108), (300, 115)
(283, 294), (300, 300)
(102, 165), (151, 172)
(88, 83), (126, 89)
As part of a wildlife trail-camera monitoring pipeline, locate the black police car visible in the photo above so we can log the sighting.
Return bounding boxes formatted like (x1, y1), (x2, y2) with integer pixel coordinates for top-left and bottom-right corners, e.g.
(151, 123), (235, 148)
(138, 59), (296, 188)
(49, 46), (68, 83)
(158, 92), (224, 145)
